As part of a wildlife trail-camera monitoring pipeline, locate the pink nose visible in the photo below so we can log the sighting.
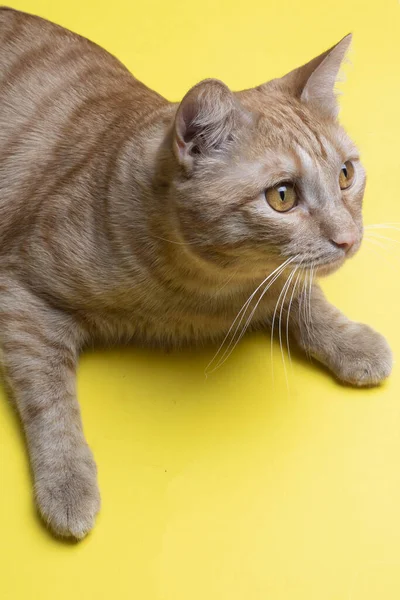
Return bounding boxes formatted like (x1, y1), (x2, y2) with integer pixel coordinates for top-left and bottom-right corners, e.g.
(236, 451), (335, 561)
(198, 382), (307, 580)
(331, 233), (356, 253)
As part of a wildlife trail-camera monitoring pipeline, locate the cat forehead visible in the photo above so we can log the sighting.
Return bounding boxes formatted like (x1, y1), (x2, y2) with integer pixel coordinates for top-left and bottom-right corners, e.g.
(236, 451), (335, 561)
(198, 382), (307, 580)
(238, 89), (356, 163)
(224, 124), (357, 190)
(247, 112), (357, 171)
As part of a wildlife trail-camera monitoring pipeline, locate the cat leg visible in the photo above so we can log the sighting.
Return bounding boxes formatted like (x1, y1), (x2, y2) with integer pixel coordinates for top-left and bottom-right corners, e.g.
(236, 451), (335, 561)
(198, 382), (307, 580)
(0, 279), (99, 538)
(290, 283), (392, 386)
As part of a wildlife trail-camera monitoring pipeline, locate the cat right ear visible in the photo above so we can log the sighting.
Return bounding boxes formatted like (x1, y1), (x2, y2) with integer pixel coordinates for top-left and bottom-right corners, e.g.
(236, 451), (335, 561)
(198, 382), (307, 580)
(173, 79), (245, 174)
(276, 34), (352, 119)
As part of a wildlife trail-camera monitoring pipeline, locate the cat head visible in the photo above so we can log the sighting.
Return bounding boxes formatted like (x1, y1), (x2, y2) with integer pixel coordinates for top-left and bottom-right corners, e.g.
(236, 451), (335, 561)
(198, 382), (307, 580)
(169, 34), (365, 279)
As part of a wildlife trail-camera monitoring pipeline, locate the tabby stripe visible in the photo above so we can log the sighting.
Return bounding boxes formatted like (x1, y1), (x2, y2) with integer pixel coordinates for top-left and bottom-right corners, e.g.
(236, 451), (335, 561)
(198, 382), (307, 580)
(0, 8), (23, 46)
(0, 46), (99, 164)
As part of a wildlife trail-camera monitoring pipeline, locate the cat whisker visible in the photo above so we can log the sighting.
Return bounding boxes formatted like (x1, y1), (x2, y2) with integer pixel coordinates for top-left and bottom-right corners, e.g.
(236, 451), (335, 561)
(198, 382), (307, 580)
(199, 270), (238, 307)
(364, 232), (400, 245)
(221, 267), (289, 368)
(364, 236), (394, 251)
(270, 263), (299, 385)
(206, 265), (288, 375)
(152, 234), (203, 246)
(365, 222), (400, 228)
(297, 270), (305, 328)
(364, 225), (400, 236)
(300, 269), (312, 357)
(279, 266), (299, 393)
(364, 237), (400, 267)
(364, 237), (389, 250)
(205, 255), (296, 375)
(208, 259), (298, 375)
(308, 263), (315, 336)
(286, 269), (302, 373)
(305, 270), (311, 336)
(303, 269), (309, 327)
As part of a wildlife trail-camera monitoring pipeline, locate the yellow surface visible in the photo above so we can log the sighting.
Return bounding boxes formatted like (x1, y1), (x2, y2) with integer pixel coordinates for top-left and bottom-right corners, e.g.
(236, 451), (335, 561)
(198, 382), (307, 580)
(1, 1), (400, 599)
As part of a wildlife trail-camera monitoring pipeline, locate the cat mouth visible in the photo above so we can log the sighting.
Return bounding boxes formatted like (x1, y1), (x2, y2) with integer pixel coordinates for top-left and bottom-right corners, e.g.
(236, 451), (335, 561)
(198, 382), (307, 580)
(314, 240), (361, 275)
(293, 255), (345, 272)
(290, 255), (346, 277)
(300, 241), (361, 275)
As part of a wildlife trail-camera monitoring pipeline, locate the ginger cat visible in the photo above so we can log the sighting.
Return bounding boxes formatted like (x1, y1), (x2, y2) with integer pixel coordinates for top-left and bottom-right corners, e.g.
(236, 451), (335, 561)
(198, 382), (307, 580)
(0, 8), (392, 538)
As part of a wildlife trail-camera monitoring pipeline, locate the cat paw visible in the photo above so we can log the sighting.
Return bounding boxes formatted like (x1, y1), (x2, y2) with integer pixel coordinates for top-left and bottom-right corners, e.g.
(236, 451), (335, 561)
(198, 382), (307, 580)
(322, 323), (393, 387)
(35, 449), (100, 539)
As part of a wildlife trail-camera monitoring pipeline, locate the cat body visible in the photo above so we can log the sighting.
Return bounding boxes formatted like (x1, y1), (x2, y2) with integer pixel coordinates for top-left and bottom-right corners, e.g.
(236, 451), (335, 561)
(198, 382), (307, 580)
(0, 8), (392, 538)
(0, 9), (286, 347)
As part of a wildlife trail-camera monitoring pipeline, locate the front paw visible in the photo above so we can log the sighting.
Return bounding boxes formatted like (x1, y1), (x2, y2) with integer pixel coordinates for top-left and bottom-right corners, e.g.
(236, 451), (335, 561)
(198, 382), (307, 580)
(35, 446), (100, 539)
(317, 323), (393, 387)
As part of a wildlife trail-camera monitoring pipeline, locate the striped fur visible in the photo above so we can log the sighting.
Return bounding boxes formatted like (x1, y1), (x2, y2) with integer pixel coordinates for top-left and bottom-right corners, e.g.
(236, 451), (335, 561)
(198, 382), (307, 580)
(0, 8), (392, 538)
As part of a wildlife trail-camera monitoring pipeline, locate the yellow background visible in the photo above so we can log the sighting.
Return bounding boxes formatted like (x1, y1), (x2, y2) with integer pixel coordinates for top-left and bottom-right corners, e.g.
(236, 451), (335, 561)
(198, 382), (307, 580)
(1, 1), (400, 599)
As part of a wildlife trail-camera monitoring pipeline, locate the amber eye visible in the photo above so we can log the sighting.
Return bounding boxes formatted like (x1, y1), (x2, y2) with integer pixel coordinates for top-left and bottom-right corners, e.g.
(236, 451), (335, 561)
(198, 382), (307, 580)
(339, 160), (355, 190)
(265, 183), (297, 213)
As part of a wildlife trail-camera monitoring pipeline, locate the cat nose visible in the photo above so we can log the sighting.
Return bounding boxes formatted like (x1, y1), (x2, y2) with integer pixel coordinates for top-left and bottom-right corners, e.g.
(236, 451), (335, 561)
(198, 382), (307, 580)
(330, 232), (356, 253)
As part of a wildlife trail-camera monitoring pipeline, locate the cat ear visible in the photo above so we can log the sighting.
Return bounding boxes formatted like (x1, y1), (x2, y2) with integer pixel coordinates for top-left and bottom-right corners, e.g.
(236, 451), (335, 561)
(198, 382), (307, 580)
(173, 79), (247, 173)
(277, 34), (352, 119)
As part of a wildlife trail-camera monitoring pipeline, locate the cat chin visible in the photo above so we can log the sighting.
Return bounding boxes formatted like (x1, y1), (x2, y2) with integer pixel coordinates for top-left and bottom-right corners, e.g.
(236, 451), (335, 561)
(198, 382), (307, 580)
(315, 259), (345, 277)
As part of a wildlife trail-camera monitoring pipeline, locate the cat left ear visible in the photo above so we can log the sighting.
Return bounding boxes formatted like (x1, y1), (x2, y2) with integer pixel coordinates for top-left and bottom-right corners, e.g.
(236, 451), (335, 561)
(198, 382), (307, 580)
(276, 34), (352, 119)
(173, 79), (249, 174)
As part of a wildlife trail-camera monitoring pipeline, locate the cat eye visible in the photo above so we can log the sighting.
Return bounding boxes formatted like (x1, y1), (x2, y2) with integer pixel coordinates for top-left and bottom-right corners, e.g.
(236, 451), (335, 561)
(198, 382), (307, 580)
(265, 183), (297, 213)
(339, 161), (355, 190)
